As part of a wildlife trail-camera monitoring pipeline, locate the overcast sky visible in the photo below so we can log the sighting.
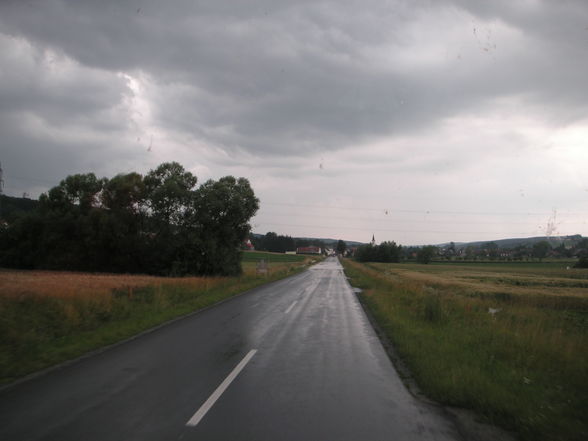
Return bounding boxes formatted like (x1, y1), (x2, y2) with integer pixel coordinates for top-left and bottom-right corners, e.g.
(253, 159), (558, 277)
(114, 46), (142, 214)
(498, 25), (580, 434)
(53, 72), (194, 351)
(1, 0), (587, 245)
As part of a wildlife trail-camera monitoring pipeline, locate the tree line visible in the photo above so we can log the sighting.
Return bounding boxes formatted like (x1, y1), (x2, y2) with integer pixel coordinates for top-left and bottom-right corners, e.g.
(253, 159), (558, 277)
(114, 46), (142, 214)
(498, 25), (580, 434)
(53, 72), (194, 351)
(352, 239), (588, 267)
(355, 241), (402, 263)
(250, 232), (327, 254)
(435, 239), (588, 265)
(0, 162), (259, 276)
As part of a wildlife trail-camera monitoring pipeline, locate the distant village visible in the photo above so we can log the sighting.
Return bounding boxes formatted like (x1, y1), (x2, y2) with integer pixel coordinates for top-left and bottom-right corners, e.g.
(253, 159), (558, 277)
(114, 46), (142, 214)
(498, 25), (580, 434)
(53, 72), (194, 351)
(245, 232), (588, 264)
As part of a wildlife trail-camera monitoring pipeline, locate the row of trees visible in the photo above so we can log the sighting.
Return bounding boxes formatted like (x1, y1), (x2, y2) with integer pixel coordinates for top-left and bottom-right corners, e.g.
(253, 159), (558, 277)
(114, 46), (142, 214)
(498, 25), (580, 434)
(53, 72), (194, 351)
(352, 242), (435, 264)
(0, 162), (259, 276)
(250, 232), (327, 253)
(438, 239), (588, 262)
(352, 239), (588, 266)
(355, 241), (402, 263)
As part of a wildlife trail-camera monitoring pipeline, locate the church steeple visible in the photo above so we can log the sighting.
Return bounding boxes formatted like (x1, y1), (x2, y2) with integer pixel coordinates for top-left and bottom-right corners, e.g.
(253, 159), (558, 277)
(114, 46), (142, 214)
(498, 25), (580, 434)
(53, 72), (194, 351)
(371, 234), (375, 245)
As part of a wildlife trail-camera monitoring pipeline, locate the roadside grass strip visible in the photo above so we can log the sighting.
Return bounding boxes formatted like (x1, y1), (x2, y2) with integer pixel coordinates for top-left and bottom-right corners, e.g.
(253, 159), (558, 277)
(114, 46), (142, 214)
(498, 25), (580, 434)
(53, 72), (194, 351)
(341, 259), (588, 441)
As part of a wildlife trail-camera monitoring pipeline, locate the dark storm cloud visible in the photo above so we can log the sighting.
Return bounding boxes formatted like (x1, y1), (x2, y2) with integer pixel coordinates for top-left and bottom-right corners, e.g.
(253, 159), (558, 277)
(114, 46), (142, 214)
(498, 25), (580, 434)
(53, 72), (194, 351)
(1, 0), (587, 160)
(0, 33), (128, 114)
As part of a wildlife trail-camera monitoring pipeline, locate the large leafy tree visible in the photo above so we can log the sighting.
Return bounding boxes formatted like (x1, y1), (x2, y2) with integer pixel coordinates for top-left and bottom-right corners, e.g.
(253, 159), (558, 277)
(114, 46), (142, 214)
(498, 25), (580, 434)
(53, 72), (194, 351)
(98, 173), (148, 272)
(142, 163), (199, 273)
(101, 172), (145, 214)
(144, 162), (197, 227)
(0, 163), (259, 276)
(31, 173), (107, 270)
(532, 240), (550, 261)
(188, 176), (259, 275)
(416, 245), (437, 264)
(41, 173), (105, 214)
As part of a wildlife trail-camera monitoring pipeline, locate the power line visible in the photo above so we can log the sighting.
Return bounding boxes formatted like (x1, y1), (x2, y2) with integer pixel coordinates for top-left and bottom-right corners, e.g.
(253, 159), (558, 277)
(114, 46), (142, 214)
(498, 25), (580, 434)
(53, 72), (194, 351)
(255, 211), (587, 226)
(252, 221), (550, 236)
(262, 201), (588, 217)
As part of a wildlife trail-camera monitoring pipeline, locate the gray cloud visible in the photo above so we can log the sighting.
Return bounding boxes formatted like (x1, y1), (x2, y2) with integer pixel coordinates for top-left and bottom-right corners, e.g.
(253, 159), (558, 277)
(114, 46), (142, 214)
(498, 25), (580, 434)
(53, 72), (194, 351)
(2, 0), (586, 160)
(1, 0), (587, 242)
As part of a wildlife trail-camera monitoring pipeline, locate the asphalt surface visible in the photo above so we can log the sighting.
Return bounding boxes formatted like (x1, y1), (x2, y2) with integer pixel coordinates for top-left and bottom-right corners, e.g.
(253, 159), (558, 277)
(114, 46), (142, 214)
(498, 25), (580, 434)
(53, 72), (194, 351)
(0, 257), (462, 440)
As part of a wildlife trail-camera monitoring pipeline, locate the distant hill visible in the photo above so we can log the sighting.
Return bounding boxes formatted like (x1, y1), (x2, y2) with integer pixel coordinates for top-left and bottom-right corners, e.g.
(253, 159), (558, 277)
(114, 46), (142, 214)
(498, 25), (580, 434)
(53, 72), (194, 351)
(0, 194), (39, 222)
(439, 235), (584, 249)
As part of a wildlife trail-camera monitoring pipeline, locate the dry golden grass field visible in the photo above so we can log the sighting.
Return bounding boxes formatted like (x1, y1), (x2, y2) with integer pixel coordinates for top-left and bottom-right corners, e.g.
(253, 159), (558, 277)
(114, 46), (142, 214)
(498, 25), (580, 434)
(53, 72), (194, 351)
(0, 255), (315, 384)
(0, 269), (222, 300)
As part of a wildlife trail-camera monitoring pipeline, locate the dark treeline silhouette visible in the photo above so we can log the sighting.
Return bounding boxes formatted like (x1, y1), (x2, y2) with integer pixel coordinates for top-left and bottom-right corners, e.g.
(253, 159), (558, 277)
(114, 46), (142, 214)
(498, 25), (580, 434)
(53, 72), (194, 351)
(0, 195), (39, 223)
(435, 239), (588, 263)
(0, 162), (259, 276)
(250, 232), (326, 253)
(355, 241), (402, 263)
(400, 238), (588, 265)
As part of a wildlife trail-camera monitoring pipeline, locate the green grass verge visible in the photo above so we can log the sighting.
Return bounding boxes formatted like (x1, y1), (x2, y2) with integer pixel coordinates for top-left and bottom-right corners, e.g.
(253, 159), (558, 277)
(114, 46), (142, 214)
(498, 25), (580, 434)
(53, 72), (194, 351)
(341, 259), (588, 441)
(0, 263), (308, 385)
(424, 260), (578, 267)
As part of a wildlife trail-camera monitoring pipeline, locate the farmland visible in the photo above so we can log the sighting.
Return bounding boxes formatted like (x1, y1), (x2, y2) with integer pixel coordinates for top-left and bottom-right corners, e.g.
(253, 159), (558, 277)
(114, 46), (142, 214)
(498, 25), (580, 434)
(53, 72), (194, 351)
(341, 259), (588, 441)
(0, 254), (314, 384)
(241, 250), (308, 263)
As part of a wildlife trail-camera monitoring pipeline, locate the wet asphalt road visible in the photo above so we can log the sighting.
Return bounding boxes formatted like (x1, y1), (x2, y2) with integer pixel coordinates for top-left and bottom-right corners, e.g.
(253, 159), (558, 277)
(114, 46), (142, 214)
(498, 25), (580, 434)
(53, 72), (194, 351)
(0, 257), (461, 440)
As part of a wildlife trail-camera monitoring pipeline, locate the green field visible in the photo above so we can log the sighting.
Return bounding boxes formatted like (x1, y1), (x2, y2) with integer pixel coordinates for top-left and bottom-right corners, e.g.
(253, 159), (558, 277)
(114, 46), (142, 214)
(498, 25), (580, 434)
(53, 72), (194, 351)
(424, 259), (580, 271)
(341, 259), (588, 441)
(241, 250), (308, 262)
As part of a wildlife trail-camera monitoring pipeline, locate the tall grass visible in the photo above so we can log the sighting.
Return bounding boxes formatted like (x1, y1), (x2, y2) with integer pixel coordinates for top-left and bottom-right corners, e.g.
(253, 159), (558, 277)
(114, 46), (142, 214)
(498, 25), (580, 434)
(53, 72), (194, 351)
(0, 259), (311, 384)
(342, 259), (588, 441)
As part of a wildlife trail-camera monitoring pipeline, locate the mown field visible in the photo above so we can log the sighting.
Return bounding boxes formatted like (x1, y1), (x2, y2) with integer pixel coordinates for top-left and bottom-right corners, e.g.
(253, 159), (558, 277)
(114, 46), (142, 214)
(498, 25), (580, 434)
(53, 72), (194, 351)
(0, 254), (316, 385)
(341, 259), (588, 441)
